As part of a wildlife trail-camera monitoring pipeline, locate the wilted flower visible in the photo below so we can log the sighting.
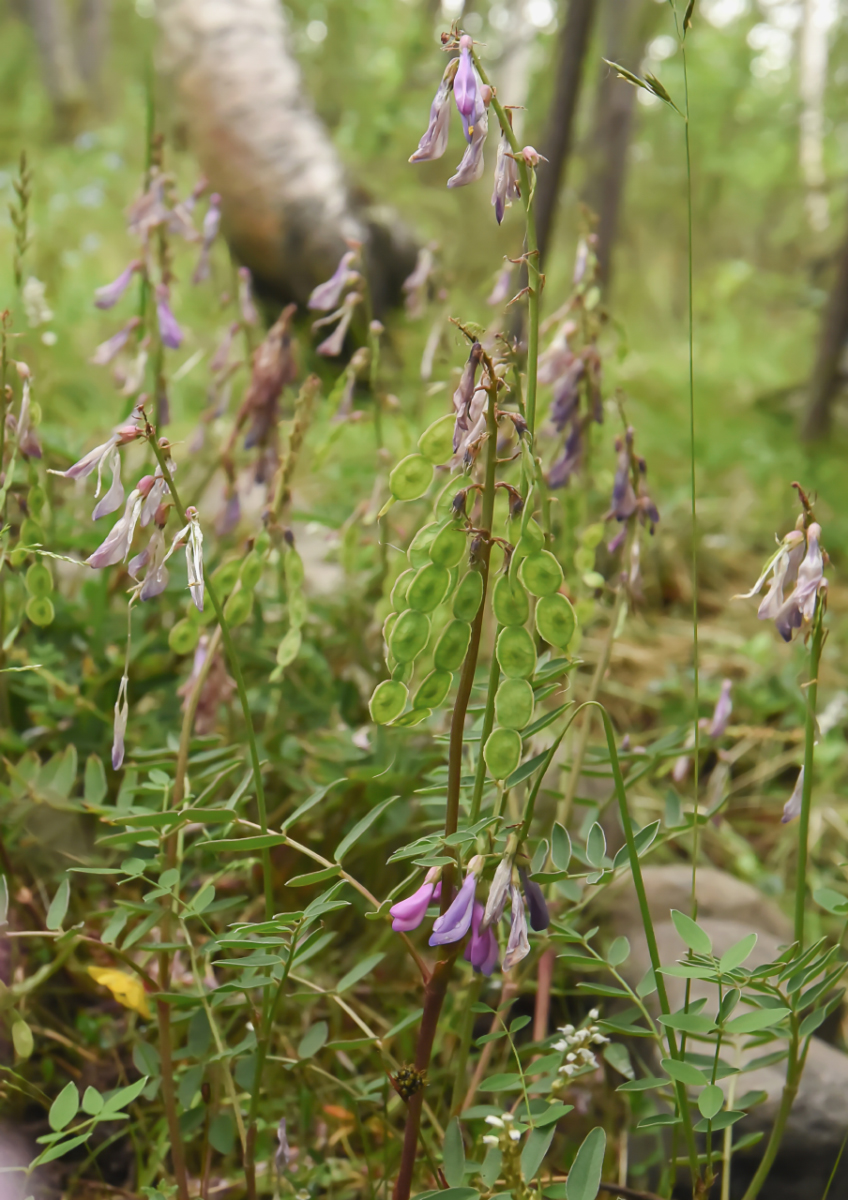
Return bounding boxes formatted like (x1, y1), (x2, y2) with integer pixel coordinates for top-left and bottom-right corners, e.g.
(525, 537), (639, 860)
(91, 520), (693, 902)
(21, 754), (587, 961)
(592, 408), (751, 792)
(737, 523), (825, 642)
(518, 866), (550, 932)
(91, 317), (142, 366)
(275, 1117), (294, 1172)
(390, 868), (440, 932)
(86, 486), (145, 569)
(129, 526), (170, 601)
(94, 260), (141, 310)
(782, 766), (804, 823)
(519, 145), (546, 168)
(501, 883), (530, 971)
(112, 671), (129, 770)
(454, 35), (478, 143)
(429, 856), (483, 946)
(483, 854), (513, 928)
(410, 58), (458, 163)
(163, 506), (205, 612)
(313, 290), (361, 358)
(447, 84), (489, 189)
(452, 341), (484, 452)
(52, 405), (144, 517)
(238, 267), (260, 326)
(308, 248), (360, 312)
(708, 679), (733, 738)
(492, 133), (521, 224)
(155, 284), (183, 350)
(465, 901), (499, 975)
(16, 379), (41, 459)
(192, 192), (221, 284)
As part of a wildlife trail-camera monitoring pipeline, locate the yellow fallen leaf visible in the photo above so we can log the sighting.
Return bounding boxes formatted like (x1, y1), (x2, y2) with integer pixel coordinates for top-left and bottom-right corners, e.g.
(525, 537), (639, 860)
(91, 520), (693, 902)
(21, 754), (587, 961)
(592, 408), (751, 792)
(88, 967), (151, 1019)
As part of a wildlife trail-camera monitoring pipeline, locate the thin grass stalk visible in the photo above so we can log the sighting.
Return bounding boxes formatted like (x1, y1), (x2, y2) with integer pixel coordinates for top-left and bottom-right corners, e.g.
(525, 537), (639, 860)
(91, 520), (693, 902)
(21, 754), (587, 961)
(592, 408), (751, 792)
(794, 600), (824, 949)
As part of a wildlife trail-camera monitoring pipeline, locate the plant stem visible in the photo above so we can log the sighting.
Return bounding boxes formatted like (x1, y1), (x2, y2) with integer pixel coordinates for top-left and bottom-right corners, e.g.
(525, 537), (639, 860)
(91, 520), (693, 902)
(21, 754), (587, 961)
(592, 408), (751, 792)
(794, 599), (824, 950)
(469, 631), (501, 823)
(449, 975), (484, 1116)
(148, 432), (274, 921)
(738, 1020), (801, 1200)
(156, 997), (190, 1200)
(172, 625), (222, 809)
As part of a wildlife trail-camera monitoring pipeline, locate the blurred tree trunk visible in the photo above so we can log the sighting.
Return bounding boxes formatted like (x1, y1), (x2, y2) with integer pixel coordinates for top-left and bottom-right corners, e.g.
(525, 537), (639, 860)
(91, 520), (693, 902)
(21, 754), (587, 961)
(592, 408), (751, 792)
(24, 0), (87, 136)
(535, 0), (598, 267)
(75, 0), (110, 98)
(581, 0), (662, 288)
(155, 0), (415, 309)
(803, 217), (848, 439)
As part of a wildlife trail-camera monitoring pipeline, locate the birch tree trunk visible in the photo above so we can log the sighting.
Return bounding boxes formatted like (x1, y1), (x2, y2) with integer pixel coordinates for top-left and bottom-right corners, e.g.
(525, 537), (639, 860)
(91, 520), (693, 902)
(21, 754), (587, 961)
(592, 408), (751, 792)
(155, 0), (415, 307)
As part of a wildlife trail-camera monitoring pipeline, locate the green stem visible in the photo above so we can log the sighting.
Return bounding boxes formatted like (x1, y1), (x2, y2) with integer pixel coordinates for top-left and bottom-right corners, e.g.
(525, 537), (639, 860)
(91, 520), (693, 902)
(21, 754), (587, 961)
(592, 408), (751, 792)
(148, 433), (273, 921)
(468, 629), (501, 823)
(738, 1020), (801, 1200)
(449, 975), (484, 1116)
(794, 600), (824, 950)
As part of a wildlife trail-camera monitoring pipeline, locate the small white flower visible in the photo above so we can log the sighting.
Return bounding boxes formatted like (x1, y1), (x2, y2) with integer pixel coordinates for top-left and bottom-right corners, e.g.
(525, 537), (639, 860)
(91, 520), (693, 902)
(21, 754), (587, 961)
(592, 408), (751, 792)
(589, 1008), (600, 1020)
(482, 1134), (499, 1147)
(508, 1128), (521, 1141)
(485, 1115), (504, 1128)
(500, 1112), (514, 1124)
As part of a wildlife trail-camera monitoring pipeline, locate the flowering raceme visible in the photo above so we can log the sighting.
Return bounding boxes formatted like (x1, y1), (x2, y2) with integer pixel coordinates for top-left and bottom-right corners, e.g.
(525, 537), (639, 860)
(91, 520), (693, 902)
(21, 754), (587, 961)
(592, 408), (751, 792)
(737, 520), (827, 642)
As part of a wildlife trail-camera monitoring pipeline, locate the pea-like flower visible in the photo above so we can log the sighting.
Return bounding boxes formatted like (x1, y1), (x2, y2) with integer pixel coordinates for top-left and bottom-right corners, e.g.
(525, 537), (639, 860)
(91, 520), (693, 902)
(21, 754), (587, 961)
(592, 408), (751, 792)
(501, 883), (530, 971)
(112, 671), (129, 770)
(465, 901), (500, 975)
(483, 854), (513, 928)
(782, 767), (804, 824)
(518, 866), (550, 932)
(308, 248), (360, 313)
(90, 317), (142, 367)
(162, 506), (205, 612)
(156, 284), (184, 350)
(737, 523), (825, 642)
(492, 133), (521, 224)
(410, 59), (459, 163)
(389, 868), (440, 932)
(129, 527), (170, 602)
(447, 84), (489, 189)
(86, 485), (146, 569)
(429, 856), (483, 946)
(708, 679), (733, 738)
(94, 260), (141, 310)
(453, 35), (478, 143)
(16, 379), (42, 460)
(192, 192), (221, 284)
(313, 291), (362, 358)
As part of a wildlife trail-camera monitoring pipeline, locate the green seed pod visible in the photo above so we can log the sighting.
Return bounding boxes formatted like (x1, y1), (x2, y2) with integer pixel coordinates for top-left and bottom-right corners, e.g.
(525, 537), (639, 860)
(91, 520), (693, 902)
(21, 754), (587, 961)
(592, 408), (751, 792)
(453, 570), (484, 621)
(26, 596), (54, 627)
(254, 530), (271, 556)
(169, 618), (200, 656)
(408, 523), (439, 569)
(391, 568), (415, 611)
(415, 670), (452, 709)
(429, 524), (466, 568)
(9, 548), (27, 569)
(521, 550), (564, 597)
(418, 413), (455, 464)
(535, 593), (577, 650)
(496, 625), (536, 679)
(492, 575), (529, 627)
(495, 678), (535, 731)
(433, 619), (471, 672)
(509, 516), (544, 556)
(370, 679), (408, 724)
(390, 454), (434, 502)
(484, 728), (522, 780)
(383, 611), (399, 647)
(239, 550), (264, 591)
(285, 548), (305, 589)
(213, 558), (241, 596)
(27, 485), (47, 519)
(223, 588), (254, 627)
(407, 563), (450, 613)
(25, 562), (53, 597)
(19, 519), (43, 548)
(390, 609), (431, 663)
(392, 661), (414, 684)
(392, 707), (431, 727)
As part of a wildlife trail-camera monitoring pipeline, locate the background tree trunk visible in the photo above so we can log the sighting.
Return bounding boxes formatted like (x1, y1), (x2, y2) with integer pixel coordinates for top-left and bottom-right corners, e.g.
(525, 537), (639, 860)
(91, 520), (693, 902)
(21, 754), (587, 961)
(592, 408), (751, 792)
(155, 0), (415, 309)
(534, 0), (598, 268)
(803, 210), (848, 439)
(581, 0), (662, 288)
(24, 0), (87, 136)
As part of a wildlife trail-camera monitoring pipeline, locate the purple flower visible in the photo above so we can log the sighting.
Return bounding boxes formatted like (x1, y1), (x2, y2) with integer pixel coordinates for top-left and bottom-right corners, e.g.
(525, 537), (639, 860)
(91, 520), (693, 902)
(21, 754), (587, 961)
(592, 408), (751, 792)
(548, 421), (583, 489)
(192, 192), (222, 284)
(86, 488), (144, 569)
(91, 317), (142, 366)
(736, 528), (805, 619)
(313, 291), (361, 357)
(773, 523), (825, 642)
(465, 902), (499, 975)
(708, 679), (733, 738)
(518, 867), (550, 932)
(129, 527), (170, 601)
(308, 249), (359, 312)
(238, 267), (260, 327)
(139, 461), (174, 528)
(454, 36), (478, 143)
(447, 85), (489, 189)
(501, 884), (530, 971)
(16, 380), (41, 460)
(410, 60), (458, 163)
(608, 430), (637, 522)
(549, 361), (584, 431)
(112, 672), (129, 770)
(156, 285), (183, 350)
(390, 868), (440, 932)
(92, 449), (124, 521)
(782, 767), (804, 823)
(94, 260), (141, 310)
(430, 857), (482, 946)
(452, 341), (484, 452)
(483, 855), (513, 927)
(492, 133), (520, 224)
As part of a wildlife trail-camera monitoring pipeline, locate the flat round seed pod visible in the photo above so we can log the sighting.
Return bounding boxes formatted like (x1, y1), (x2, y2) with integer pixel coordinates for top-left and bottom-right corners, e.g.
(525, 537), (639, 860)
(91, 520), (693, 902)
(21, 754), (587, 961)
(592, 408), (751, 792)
(213, 559), (241, 596)
(27, 485), (47, 518)
(370, 679), (408, 724)
(484, 728), (522, 780)
(392, 707), (432, 727)
(415, 670), (452, 709)
(390, 609), (431, 663)
(408, 563), (451, 613)
(453, 570), (484, 621)
(223, 588), (254, 627)
(19, 518), (42, 547)
(391, 569), (415, 611)
(433, 619), (472, 672)
(408, 523), (440, 569)
(383, 612), (399, 647)
(495, 678), (535, 731)
(509, 516), (544, 556)
(390, 454), (434, 502)
(169, 618), (199, 656)
(392, 660), (413, 684)
(26, 562), (53, 597)
(521, 550), (564, 597)
(493, 575), (530, 626)
(535, 592), (577, 650)
(239, 550), (264, 591)
(429, 524), (466, 568)
(496, 625), (536, 679)
(25, 595), (54, 627)
(418, 413), (455, 464)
